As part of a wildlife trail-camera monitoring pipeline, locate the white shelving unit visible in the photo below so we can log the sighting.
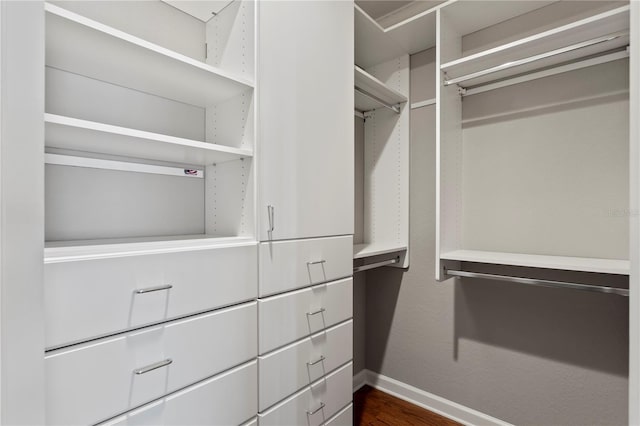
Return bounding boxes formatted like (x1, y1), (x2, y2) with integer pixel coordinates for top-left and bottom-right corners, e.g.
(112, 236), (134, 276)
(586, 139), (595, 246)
(354, 5), (412, 270)
(436, 1), (631, 280)
(355, 66), (407, 113)
(44, 1), (256, 255)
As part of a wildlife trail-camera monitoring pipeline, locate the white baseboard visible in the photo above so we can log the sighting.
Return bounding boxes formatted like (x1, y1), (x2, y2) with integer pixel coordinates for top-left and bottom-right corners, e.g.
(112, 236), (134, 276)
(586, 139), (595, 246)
(354, 369), (512, 426)
(352, 369), (367, 392)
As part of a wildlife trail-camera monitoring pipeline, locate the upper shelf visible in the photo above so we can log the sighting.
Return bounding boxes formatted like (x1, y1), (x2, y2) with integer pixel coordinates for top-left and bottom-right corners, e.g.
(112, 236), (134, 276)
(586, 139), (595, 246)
(162, 0), (234, 22)
(45, 114), (252, 166)
(45, 3), (253, 108)
(354, 242), (407, 260)
(441, 249), (629, 275)
(354, 66), (407, 113)
(441, 5), (630, 87)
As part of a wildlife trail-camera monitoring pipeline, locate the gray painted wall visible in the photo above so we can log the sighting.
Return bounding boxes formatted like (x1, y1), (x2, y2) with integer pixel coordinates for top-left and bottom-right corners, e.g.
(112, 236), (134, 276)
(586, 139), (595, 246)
(358, 48), (629, 425)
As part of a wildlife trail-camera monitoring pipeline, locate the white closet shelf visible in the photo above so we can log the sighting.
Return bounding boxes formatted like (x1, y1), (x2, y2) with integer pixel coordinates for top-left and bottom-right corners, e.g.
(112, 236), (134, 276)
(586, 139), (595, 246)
(45, 3), (253, 108)
(354, 66), (407, 113)
(162, 0), (234, 22)
(440, 250), (629, 275)
(441, 5), (630, 87)
(355, 5), (404, 69)
(45, 114), (252, 166)
(44, 235), (257, 263)
(354, 243), (407, 260)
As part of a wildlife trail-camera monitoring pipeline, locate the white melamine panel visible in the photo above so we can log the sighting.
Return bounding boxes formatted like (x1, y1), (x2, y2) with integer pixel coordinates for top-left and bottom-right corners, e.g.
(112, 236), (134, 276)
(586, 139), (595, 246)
(206, 0), (255, 80)
(205, 158), (254, 237)
(258, 236), (352, 297)
(258, 1), (354, 241)
(354, 4), (404, 69)
(44, 243), (257, 349)
(45, 3), (252, 108)
(362, 56), (410, 267)
(45, 164), (205, 242)
(45, 302), (257, 426)
(99, 361), (256, 426)
(355, 66), (407, 113)
(258, 278), (353, 355)
(325, 403), (354, 426)
(258, 320), (353, 411)
(435, 9), (463, 281)
(258, 362), (353, 426)
(45, 114), (252, 166)
(46, 67), (205, 142)
(163, 1), (233, 22)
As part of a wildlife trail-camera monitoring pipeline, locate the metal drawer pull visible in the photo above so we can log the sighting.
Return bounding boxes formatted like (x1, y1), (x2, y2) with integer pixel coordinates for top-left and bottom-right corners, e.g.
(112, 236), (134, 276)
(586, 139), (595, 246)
(135, 284), (173, 294)
(307, 355), (325, 366)
(134, 358), (173, 375)
(307, 260), (326, 266)
(306, 308), (326, 316)
(307, 402), (325, 416)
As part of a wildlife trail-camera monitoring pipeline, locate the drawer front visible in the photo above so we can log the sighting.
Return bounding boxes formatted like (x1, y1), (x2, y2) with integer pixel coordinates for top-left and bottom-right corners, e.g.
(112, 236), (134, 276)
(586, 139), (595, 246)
(325, 403), (353, 426)
(46, 302), (257, 426)
(259, 236), (352, 297)
(45, 244), (257, 349)
(258, 362), (352, 426)
(258, 278), (353, 354)
(100, 361), (257, 426)
(259, 320), (352, 411)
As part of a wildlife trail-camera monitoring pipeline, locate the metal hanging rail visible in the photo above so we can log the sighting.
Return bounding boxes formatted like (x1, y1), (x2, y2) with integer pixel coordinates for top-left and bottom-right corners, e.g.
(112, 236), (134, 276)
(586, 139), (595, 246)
(354, 257), (399, 273)
(45, 153), (204, 178)
(354, 87), (402, 114)
(445, 268), (629, 297)
(444, 32), (627, 87)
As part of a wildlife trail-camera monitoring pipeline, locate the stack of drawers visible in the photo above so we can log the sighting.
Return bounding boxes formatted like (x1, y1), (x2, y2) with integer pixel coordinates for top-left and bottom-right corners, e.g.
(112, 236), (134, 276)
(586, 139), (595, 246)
(257, 236), (354, 425)
(43, 243), (258, 425)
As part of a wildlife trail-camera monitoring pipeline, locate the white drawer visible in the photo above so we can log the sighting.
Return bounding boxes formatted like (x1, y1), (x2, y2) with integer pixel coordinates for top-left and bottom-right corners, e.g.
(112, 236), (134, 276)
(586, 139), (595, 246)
(259, 320), (352, 411)
(46, 302), (257, 426)
(100, 361), (257, 426)
(45, 243), (257, 349)
(258, 278), (352, 354)
(325, 403), (353, 426)
(258, 362), (352, 426)
(259, 236), (352, 297)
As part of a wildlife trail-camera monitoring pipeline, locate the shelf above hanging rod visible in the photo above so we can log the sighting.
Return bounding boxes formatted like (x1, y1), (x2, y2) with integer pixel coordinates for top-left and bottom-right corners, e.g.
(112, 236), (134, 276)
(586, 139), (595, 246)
(444, 31), (628, 87)
(355, 87), (402, 114)
(45, 153), (204, 178)
(444, 268), (629, 297)
(354, 257), (399, 273)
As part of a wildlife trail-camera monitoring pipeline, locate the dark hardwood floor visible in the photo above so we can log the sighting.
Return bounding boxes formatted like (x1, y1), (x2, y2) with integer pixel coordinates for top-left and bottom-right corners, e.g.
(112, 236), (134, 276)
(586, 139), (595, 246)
(354, 386), (462, 426)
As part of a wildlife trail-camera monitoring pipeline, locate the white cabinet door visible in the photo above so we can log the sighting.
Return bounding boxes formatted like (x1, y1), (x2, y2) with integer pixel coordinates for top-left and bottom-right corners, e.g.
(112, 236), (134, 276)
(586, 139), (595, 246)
(258, 1), (354, 241)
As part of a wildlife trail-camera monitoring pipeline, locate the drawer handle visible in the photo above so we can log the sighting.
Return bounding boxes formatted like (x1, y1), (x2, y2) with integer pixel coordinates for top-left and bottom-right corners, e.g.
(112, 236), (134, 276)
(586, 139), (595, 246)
(135, 284), (173, 294)
(307, 260), (326, 266)
(134, 358), (173, 375)
(306, 402), (325, 416)
(306, 308), (326, 316)
(307, 355), (325, 366)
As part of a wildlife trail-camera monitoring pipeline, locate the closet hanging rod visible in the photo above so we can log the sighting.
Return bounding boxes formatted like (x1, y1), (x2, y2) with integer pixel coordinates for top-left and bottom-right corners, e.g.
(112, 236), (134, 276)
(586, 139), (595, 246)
(45, 153), (204, 178)
(443, 31), (627, 87)
(444, 268), (629, 297)
(354, 87), (402, 114)
(354, 257), (399, 273)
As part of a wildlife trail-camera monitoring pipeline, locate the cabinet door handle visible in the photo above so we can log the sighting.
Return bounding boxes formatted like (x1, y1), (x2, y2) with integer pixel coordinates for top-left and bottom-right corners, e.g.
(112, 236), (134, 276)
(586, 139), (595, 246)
(135, 284), (173, 294)
(267, 205), (275, 232)
(134, 358), (173, 375)
(306, 260), (326, 266)
(306, 308), (325, 316)
(307, 355), (325, 366)
(306, 402), (325, 416)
